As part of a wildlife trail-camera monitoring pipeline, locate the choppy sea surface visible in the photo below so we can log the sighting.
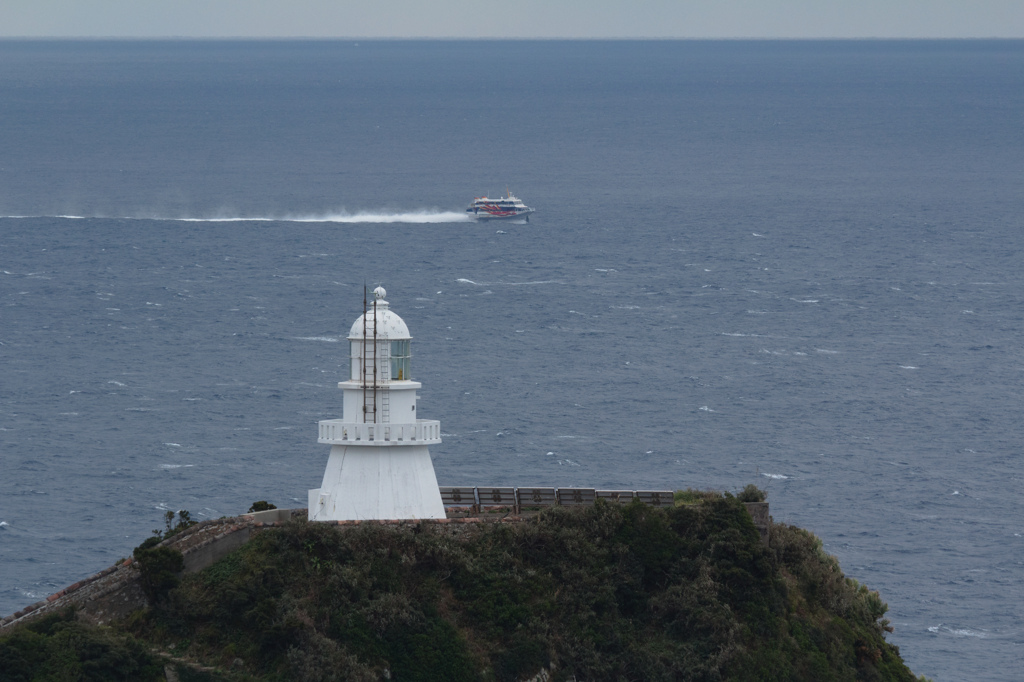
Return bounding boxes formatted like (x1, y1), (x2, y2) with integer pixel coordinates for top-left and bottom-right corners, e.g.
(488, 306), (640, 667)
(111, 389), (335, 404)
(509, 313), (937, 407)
(1, 40), (1022, 680)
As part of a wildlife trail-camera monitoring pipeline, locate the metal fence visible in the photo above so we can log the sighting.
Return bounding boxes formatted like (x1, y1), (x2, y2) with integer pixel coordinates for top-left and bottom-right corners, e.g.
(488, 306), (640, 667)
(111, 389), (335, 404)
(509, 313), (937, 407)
(439, 486), (674, 514)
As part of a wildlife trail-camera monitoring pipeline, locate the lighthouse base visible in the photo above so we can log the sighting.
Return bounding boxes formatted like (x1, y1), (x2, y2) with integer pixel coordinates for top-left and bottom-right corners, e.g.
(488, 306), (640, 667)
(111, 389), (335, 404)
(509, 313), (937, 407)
(308, 444), (446, 521)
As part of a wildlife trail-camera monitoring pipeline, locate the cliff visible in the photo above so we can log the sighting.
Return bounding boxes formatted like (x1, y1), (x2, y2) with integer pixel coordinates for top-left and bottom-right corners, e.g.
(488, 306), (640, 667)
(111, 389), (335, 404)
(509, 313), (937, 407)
(0, 495), (926, 681)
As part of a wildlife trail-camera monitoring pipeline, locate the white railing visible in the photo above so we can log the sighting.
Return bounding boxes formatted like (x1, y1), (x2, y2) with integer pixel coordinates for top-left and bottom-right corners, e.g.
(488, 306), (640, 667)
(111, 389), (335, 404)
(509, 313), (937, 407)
(318, 419), (441, 445)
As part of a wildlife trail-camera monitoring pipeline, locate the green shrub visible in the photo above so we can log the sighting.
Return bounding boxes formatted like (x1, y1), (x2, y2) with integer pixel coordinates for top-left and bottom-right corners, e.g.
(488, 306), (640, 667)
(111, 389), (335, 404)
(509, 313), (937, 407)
(163, 509), (197, 539)
(133, 544), (185, 604)
(673, 488), (723, 505)
(0, 610), (163, 681)
(737, 484), (768, 503)
(493, 633), (549, 682)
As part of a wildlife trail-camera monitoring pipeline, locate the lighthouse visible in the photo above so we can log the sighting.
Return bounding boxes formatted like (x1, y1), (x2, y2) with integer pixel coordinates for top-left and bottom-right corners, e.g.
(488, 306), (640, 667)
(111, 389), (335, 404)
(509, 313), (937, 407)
(308, 287), (446, 521)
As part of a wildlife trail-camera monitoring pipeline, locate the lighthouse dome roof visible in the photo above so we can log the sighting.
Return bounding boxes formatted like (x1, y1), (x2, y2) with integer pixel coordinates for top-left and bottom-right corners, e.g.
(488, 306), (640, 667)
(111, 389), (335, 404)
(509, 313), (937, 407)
(347, 287), (411, 340)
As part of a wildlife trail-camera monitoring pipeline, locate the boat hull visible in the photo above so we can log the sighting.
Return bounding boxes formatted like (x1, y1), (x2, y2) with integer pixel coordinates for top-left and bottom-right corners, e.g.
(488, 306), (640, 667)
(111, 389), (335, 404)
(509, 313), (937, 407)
(468, 208), (534, 221)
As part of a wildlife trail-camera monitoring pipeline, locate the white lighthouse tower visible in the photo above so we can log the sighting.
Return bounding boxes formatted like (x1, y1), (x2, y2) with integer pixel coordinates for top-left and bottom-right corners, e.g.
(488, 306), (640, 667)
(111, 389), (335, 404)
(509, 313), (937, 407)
(308, 287), (446, 521)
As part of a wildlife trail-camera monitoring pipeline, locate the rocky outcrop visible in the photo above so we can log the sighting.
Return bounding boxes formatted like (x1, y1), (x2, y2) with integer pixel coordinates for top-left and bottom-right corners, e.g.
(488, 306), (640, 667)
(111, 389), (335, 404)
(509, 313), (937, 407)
(3, 502), (770, 630)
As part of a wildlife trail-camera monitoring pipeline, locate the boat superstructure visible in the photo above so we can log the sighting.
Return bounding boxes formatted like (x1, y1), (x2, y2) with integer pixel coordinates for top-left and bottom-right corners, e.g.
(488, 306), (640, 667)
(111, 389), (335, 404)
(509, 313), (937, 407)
(466, 191), (535, 221)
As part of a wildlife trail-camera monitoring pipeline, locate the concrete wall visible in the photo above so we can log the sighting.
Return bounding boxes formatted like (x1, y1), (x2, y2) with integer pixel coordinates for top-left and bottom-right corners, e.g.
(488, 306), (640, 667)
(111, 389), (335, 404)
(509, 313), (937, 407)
(743, 502), (771, 545)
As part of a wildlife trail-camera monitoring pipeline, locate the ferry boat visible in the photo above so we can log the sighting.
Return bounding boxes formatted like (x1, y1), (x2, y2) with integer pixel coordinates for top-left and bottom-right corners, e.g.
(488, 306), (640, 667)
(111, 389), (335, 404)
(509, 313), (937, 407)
(466, 191), (535, 221)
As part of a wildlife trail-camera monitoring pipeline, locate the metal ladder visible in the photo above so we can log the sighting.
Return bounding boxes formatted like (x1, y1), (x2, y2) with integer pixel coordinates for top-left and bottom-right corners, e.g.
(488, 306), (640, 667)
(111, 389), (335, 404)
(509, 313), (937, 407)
(360, 289), (390, 424)
(362, 291), (376, 423)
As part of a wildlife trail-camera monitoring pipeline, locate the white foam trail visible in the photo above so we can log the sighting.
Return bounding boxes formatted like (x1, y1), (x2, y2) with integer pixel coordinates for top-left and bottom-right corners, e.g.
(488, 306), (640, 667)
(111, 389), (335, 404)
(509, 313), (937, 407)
(1, 215), (85, 220)
(176, 211), (472, 224)
(456, 278), (557, 286)
(2, 211), (473, 224)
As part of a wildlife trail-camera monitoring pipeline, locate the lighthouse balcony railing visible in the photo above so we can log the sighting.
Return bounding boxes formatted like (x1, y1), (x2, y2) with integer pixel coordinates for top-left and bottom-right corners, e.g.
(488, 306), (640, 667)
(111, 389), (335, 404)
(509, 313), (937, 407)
(318, 419), (441, 445)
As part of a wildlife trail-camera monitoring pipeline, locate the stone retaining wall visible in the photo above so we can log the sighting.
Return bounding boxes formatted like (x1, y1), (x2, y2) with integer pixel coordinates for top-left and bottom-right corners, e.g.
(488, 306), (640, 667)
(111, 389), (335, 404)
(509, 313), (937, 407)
(0, 510), (303, 631)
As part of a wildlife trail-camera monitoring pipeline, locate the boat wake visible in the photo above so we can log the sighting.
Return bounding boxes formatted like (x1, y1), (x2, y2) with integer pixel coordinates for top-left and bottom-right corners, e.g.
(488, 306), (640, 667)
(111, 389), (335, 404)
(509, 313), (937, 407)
(1, 211), (473, 224)
(176, 211), (472, 224)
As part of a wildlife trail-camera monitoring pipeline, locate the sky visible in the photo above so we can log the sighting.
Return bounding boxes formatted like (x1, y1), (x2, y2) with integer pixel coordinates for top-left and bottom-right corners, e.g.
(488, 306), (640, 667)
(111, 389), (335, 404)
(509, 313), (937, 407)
(1, 0), (1023, 39)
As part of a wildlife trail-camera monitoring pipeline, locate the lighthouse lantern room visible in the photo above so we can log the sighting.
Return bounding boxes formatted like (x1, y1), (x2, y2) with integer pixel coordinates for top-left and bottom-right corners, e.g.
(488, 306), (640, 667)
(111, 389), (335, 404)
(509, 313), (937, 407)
(309, 287), (446, 521)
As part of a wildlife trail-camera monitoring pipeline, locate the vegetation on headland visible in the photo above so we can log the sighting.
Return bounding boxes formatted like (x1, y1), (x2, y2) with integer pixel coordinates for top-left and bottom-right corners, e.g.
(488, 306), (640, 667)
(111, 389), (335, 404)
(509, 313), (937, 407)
(0, 491), (930, 681)
(130, 511), (199, 605)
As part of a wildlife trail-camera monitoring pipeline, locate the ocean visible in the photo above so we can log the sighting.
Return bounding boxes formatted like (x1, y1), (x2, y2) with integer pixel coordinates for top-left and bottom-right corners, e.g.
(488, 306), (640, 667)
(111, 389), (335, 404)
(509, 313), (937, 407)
(1, 39), (1022, 680)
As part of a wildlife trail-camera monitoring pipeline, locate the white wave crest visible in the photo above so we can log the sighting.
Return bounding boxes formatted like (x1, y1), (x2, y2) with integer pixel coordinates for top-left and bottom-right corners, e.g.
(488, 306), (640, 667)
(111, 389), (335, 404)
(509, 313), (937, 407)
(928, 624), (988, 638)
(456, 278), (557, 286)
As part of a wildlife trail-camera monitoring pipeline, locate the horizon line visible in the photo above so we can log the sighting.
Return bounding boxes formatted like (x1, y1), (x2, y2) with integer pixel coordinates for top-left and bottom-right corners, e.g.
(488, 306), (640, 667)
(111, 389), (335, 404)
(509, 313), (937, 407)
(2, 36), (1023, 41)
